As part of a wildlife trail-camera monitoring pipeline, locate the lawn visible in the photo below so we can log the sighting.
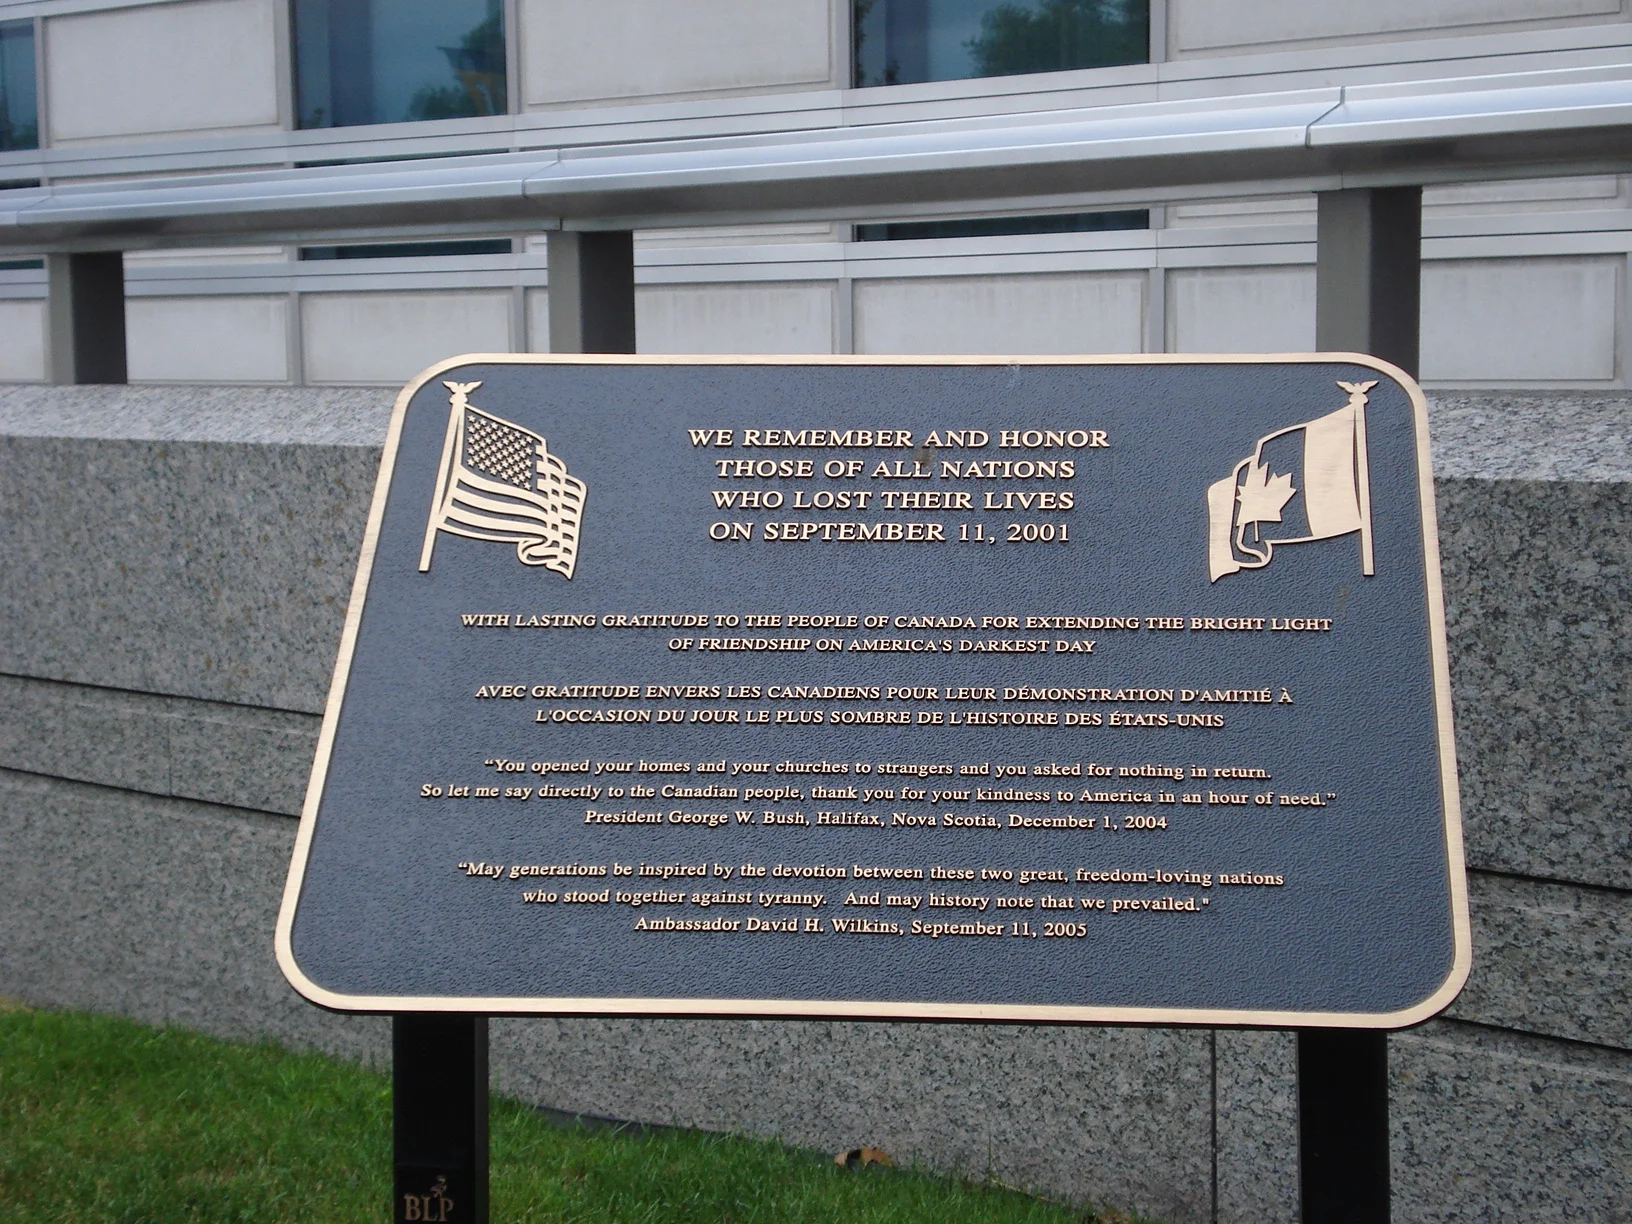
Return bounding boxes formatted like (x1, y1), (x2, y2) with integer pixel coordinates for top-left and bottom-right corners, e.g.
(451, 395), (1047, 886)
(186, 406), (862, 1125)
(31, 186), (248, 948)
(0, 1002), (1130, 1223)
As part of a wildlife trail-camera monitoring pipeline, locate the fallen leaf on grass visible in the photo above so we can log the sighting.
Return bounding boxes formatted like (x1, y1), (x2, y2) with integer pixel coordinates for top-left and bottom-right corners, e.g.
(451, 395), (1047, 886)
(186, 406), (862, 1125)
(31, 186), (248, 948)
(834, 1146), (895, 1170)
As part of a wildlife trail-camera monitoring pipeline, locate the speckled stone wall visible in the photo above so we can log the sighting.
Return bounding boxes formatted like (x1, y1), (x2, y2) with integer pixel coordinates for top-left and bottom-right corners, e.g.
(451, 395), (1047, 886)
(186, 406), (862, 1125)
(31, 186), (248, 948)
(1, 385), (1627, 1224)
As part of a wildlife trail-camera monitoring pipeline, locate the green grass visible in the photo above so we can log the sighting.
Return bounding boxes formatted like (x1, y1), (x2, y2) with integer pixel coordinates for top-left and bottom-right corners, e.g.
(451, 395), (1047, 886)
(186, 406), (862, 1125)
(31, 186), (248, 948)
(0, 1003), (1133, 1224)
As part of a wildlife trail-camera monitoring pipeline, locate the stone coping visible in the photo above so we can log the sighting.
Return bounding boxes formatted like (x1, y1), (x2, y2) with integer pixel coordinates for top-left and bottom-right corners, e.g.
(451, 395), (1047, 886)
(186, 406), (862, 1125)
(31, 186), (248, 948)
(0, 384), (394, 448)
(0, 383), (1627, 482)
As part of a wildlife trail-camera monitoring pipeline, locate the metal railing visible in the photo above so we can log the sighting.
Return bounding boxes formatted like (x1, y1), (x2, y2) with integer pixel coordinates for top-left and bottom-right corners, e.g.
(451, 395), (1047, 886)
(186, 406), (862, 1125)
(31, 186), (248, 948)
(2, 64), (1629, 251)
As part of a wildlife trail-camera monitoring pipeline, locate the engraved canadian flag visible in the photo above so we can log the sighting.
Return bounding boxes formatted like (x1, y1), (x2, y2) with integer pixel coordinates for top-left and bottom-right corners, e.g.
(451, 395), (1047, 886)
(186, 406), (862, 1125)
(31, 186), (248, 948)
(1206, 381), (1376, 582)
(419, 381), (587, 579)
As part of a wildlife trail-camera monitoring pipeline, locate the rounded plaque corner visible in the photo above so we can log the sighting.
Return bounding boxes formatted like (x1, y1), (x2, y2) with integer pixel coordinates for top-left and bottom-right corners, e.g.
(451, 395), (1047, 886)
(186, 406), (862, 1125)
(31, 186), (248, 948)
(272, 922), (360, 1013)
(1366, 941), (1475, 1032)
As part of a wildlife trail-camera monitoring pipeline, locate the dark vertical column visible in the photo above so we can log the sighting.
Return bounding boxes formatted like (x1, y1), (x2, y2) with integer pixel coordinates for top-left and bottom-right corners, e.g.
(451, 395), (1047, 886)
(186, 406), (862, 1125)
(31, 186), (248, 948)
(394, 1015), (488, 1224)
(1301, 185), (1421, 1224)
(546, 231), (636, 355)
(47, 251), (126, 384)
(1315, 186), (1422, 377)
(1297, 1030), (1391, 1224)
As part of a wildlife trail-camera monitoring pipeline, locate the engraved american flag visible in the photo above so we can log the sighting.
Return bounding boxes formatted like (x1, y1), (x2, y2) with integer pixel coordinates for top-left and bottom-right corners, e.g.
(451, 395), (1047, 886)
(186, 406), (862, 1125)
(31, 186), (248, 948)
(419, 381), (586, 579)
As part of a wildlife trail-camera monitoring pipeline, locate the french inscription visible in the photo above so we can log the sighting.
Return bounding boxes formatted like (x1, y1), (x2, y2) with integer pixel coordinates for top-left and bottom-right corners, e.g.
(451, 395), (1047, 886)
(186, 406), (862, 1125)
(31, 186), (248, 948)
(280, 358), (1465, 1023)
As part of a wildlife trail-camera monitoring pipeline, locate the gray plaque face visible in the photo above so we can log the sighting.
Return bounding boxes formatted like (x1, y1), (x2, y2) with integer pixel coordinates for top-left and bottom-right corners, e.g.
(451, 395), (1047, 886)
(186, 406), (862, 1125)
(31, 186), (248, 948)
(278, 354), (1469, 1028)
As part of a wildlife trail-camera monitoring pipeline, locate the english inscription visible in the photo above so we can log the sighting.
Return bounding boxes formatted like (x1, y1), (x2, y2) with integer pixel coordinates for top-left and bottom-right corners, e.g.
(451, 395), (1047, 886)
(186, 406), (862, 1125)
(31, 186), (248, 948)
(278, 357), (1468, 1026)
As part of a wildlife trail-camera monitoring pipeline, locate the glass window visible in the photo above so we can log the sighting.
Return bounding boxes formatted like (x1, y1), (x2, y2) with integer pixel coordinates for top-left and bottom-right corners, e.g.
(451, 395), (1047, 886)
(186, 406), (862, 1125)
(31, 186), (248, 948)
(854, 0), (1146, 88)
(294, 0), (506, 129)
(0, 20), (38, 152)
(300, 239), (513, 259)
(855, 210), (1148, 241)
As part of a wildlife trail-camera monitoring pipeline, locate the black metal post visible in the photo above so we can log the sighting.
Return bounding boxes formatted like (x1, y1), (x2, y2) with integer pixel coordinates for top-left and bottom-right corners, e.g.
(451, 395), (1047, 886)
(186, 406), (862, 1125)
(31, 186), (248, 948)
(1300, 185), (1422, 1224)
(47, 251), (127, 384)
(394, 1015), (489, 1224)
(1297, 1029), (1391, 1224)
(546, 230), (637, 354)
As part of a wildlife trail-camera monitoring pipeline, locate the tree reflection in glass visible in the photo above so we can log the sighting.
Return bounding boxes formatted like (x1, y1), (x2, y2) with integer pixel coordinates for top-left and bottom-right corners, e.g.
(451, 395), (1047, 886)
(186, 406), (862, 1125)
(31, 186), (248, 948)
(854, 0), (1146, 88)
(0, 20), (38, 152)
(295, 0), (506, 130)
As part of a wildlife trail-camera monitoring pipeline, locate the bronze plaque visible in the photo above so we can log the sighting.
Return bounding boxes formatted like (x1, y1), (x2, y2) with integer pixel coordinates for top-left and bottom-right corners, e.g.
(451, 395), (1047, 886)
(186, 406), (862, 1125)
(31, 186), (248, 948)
(278, 354), (1469, 1027)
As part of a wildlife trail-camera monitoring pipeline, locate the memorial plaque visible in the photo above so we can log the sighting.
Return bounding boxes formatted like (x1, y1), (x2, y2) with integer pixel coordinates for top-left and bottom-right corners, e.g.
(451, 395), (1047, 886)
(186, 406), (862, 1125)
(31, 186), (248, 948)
(277, 354), (1469, 1027)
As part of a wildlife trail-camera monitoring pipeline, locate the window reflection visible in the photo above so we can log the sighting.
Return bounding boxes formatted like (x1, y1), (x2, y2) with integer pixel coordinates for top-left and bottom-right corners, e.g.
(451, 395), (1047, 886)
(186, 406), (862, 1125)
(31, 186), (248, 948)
(855, 0), (1146, 88)
(294, 0), (506, 130)
(0, 20), (38, 152)
(855, 211), (1148, 241)
(300, 240), (513, 259)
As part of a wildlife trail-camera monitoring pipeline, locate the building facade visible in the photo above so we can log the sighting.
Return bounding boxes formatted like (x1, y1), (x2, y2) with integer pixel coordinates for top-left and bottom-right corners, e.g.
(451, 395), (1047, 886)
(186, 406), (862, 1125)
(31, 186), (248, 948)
(0, 0), (1629, 384)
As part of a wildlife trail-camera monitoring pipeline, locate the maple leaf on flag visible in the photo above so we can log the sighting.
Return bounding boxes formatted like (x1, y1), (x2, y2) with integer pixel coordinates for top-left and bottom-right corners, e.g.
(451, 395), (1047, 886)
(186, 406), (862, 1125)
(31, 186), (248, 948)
(1236, 461), (1296, 526)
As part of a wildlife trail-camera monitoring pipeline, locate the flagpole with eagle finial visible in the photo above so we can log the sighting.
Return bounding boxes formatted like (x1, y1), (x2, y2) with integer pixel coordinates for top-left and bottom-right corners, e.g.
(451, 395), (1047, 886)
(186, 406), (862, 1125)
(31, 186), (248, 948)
(1341, 379), (1377, 576)
(419, 380), (483, 572)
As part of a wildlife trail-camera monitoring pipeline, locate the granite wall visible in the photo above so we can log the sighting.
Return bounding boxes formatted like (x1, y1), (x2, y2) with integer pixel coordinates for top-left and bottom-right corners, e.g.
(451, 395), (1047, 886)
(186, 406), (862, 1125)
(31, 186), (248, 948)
(1, 384), (1627, 1224)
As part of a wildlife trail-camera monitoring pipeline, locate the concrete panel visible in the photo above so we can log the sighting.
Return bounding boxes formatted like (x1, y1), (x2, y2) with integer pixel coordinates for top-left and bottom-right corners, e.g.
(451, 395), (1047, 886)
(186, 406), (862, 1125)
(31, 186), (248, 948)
(45, 0), (280, 143)
(1422, 257), (1620, 384)
(1167, 266), (1315, 353)
(1424, 176), (1624, 214)
(855, 272), (1145, 355)
(301, 291), (512, 385)
(1215, 1030), (1298, 1224)
(525, 288), (549, 353)
(1169, 0), (1620, 54)
(636, 282), (835, 355)
(1166, 196), (1313, 228)
(520, 0), (832, 106)
(128, 295), (290, 384)
(0, 433), (375, 711)
(1449, 871), (1632, 1049)
(494, 1019), (1215, 1222)
(1437, 476), (1631, 890)
(1392, 1021), (1632, 1224)
(637, 223), (844, 248)
(124, 246), (292, 267)
(0, 768), (387, 1063)
(0, 299), (47, 382)
(1216, 1020), (1632, 1224)
(0, 674), (318, 816)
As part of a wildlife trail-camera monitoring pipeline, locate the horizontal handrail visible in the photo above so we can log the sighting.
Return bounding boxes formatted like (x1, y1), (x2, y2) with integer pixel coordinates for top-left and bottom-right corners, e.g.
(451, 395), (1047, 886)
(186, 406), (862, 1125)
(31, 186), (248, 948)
(2, 64), (1629, 251)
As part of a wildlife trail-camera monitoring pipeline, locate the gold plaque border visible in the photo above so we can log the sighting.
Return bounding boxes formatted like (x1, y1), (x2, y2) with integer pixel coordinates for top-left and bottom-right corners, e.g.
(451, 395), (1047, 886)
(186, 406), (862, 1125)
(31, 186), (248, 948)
(275, 352), (1471, 1030)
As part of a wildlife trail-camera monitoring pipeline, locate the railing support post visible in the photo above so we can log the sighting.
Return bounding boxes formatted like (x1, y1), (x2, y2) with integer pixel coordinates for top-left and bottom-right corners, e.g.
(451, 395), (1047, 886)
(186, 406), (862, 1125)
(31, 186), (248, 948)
(546, 231), (636, 354)
(47, 251), (127, 384)
(1316, 187), (1422, 376)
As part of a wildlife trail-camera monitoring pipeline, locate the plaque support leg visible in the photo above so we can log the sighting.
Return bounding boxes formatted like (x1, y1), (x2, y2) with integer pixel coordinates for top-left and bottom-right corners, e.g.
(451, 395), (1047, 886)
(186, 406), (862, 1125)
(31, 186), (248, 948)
(394, 1015), (489, 1224)
(546, 230), (636, 354)
(1299, 186), (1421, 1224)
(1297, 1029), (1390, 1224)
(47, 251), (127, 384)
